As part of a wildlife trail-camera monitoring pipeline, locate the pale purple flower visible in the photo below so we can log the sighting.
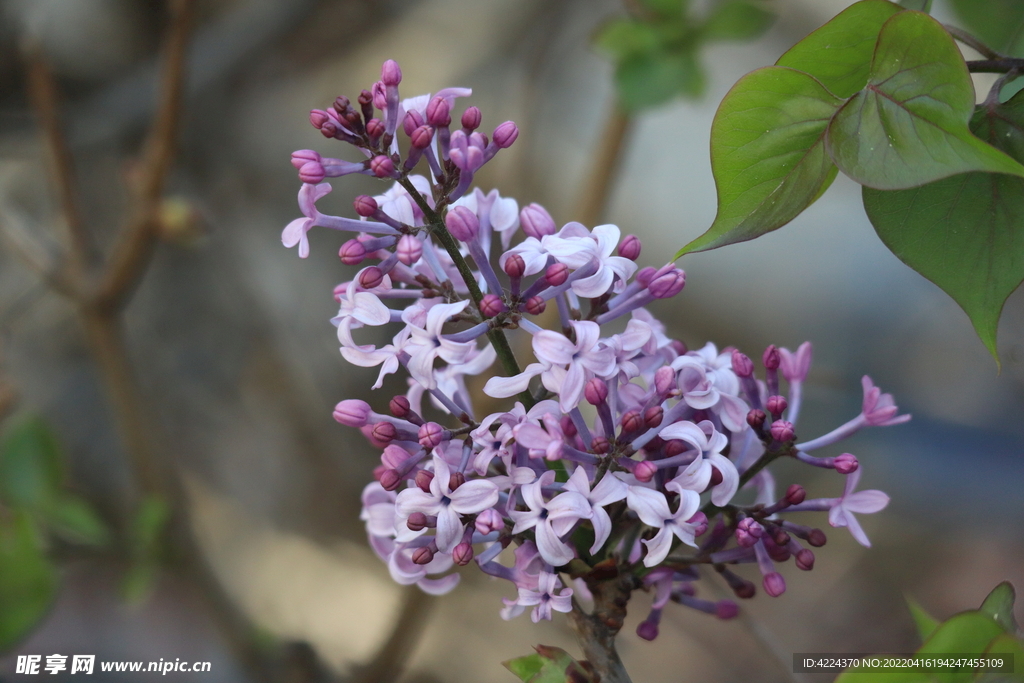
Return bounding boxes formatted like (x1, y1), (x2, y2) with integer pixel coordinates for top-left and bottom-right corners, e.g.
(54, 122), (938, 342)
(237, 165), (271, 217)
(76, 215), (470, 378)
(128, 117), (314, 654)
(340, 327), (410, 389)
(671, 346), (748, 432)
(541, 223), (637, 297)
(281, 183), (332, 258)
(499, 237), (549, 277)
(403, 300), (475, 389)
(510, 471), (591, 566)
(626, 482), (701, 567)
(828, 468), (889, 547)
(332, 281), (391, 347)
(515, 571), (574, 623)
(513, 412), (568, 461)
(563, 467), (628, 553)
(860, 376), (911, 426)
(660, 420), (739, 506)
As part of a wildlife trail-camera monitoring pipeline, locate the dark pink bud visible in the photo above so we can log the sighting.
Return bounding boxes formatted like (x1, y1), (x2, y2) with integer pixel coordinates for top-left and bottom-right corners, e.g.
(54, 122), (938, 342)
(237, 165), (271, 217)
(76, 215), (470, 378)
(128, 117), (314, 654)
(370, 155), (395, 178)
(372, 464), (387, 482)
(773, 529), (791, 547)
(366, 118), (385, 138)
(354, 195), (378, 217)
(618, 234), (641, 260)
(418, 422), (445, 449)
(664, 439), (687, 457)
(339, 239), (367, 265)
(559, 415), (577, 438)
(503, 254), (526, 278)
(415, 469), (434, 493)
(584, 378), (608, 405)
(291, 149), (321, 169)
(655, 366), (677, 396)
(807, 529), (827, 547)
(545, 262), (569, 287)
(425, 96), (451, 127)
(648, 266), (686, 299)
(620, 409), (643, 433)
(731, 350), (754, 378)
(381, 444), (408, 469)
(452, 542), (474, 566)
(716, 601), (739, 619)
(389, 395), (411, 418)
(372, 421), (397, 444)
(396, 235), (423, 265)
(688, 511), (709, 537)
(449, 471), (466, 491)
(333, 399), (372, 427)
(480, 293), (505, 318)
(770, 420), (794, 442)
(763, 345), (780, 370)
(785, 484), (806, 505)
(763, 572), (786, 597)
(765, 538), (791, 562)
(461, 106), (482, 131)
(407, 512), (429, 532)
(309, 109), (330, 129)
(747, 409), (766, 430)
(834, 453), (859, 474)
(379, 468), (401, 491)
(475, 508), (504, 534)
(359, 267), (385, 289)
(670, 340), (687, 356)
(411, 546), (434, 565)
(524, 296), (546, 315)
(445, 205), (479, 241)
(299, 161), (325, 184)
(403, 110), (424, 136)
(411, 125), (434, 149)
(644, 406), (664, 429)
(795, 549), (815, 571)
(636, 620), (659, 641)
(520, 203), (556, 238)
(591, 436), (610, 454)
(493, 121), (519, 148)
(634, 460), (657, 483)
(734, 580), (756, 599)
(636, 266), (656, 287)
(766, 395), (788, 417)
(381, 59), (402, 86)
(736, 518), (763, 547)
(708, 466), (723, 487)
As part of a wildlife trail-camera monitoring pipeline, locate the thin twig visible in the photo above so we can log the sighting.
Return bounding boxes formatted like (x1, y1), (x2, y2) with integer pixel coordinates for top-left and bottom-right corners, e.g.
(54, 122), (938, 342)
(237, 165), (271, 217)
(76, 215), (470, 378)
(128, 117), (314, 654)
(351, 589), (433, 683)
(0, 208), (76, 297)
(968, 58), (1024, 73)
(575, 106), (633, 227)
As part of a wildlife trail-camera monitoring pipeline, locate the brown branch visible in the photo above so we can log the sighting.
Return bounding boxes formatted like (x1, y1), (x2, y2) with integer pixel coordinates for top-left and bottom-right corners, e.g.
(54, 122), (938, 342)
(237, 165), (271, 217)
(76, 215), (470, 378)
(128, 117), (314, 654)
(351, 589), (433, 683)
(94, 0), (194, 313)
(575, 105), (632, 227)
(0, 208), (78, 298)
(568, 575), (636, 683)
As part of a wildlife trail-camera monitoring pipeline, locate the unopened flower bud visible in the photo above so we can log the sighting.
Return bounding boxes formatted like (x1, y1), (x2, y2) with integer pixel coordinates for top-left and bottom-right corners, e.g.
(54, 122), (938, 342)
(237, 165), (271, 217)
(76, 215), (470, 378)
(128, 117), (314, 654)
(591, 436), (610, 454)
(736, 518), (764, 547)
(396, 235), (423, 265)
(379, 468), (401, 491)
(354, 195), (378, 217)
(381, 59), (402, 86)
(480, 293), (505, 318)
(461, 106), (482, 131)
(620, 409), (643, 434)
(426, 96), (451, 127)
(747, 409), (766, 430)
(333, 399), (372, 427)
(670, 340), (687, 356)
(634, 460), (657, 483)
(407, 512), (429, 531)
(418, 422), (445, 449)
(449, 471), (466, 491)
(389, 395), (411, 418)
(654, 366), (677, 396)
(708, 466), (724, 487)
(372, 421), (397, 444)
(664, 439), (687, 457)
(731, 350), (754, 377)
(493, 121), (519, 148)
(795, 549), (815, 571)
(785, 484), (806, 505)
(524, 296), (546, 315)
(648, 266), (686, 299)
(763, 572), (786, 597)
(834, 453), (859, 474)
(339, 239), (367, 265)
(734, 580), (756, 599)
(560, 415), (577, 438)
(520, 204), (556, 238)
(716, 601), (739, 619)
(366, 118), (385, 139)
(688, 511), (709, 537)
(770, 420), (794, 442)
(370, 155), (395, 178)
(636, 620), (659, 641)
(763, 345), (780, 370)
(644, 406), (664, 428)
(410, 125), (434, 149)
(618, 234), (642, 260)
(503, 254), (526, 278)
(445, 205), (479, 241)
(309, 109), (329, 130)
(415, 469), (434, 493)
(585, 378), (608, 405)
(411, 546), (435, 565)
(299, 161), (325, 184)
(545, 262), (569, 287)
(766, 395), (788, 417)
(765, 538), (791, 562)
(291, 149), (321, 169)
(807, 528), (827, 547)
(475, 508), (504, 534)
(452, 542), (474, 566)
(773, 529), (791, 546)
(359, 267), (385, 289)
(403, 110), (424, 136)
(636, 266), (656, 287)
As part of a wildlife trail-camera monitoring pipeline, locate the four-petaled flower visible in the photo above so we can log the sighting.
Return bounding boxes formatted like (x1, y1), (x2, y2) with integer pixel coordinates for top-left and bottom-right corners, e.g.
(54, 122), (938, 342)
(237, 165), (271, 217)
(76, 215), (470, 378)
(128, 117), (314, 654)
(509, 471), (591, 566)
(515, 571), (574, 623)
(626, 482), (701, 567)
(282, 183), (332, 258)
(563, 467), (628, 553)
(828, 468), (889, 547)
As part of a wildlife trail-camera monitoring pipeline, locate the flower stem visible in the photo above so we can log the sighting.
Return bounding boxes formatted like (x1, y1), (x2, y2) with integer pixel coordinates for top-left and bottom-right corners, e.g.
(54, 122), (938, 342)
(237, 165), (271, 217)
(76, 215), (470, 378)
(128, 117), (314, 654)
(567, 576), (635, 683)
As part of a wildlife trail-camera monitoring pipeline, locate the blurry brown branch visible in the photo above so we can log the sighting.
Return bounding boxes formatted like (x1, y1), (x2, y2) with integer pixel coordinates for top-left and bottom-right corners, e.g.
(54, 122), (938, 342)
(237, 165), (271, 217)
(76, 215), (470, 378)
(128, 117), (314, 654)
(575, 105), (633, 227)
(351, 589), (433, 683)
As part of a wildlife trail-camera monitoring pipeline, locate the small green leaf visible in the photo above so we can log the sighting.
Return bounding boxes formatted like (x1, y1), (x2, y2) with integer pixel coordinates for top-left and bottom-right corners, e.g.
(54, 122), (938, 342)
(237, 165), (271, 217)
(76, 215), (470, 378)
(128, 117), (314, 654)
(776, 0), (903, 98)
(504, 647), (595, 683)
(0, 416), (63, 510)
(122, 495), (171, 603)
(134, 495), (170, 553)
(0, 512), (57, 651)
(906, 595), (940, 642)
(615, 48), (705, 109)
(828, 11), (1024, 189)
(678, 66), (842, 255)
(504, 654), (546, 682)
(703, 1), (774, 41)
(47, 495), (110, 547)
(984, 633), (1024, 682)
(863, 91), (1024, 362)
(640, 0), (687, 19)
(919, 612), (1006, 683)
(980, 582), (1019, 634)
(950, 0), (1024, 56)
(899, 0), (931, 12)
(594, 19), (663, 60)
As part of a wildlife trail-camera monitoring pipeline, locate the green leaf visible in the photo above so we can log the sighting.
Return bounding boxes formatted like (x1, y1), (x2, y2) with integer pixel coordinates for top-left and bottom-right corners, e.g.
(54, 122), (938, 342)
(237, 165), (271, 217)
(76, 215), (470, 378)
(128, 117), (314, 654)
(0, 512), (57, 651)
(980, 582), (1019, 634)
(0, 416), (63, 510)
(983, 633), (1024, 682)
(122, 495), (171, 603)
(827, 11), (1024, 190)
(918, 612), (1006, 683)
(594, 19), (663, 60)
(906, 595), (940, 642)
(678, 66), (842, 255)
(776, 0), (903, 98)
(47, 495), (110, 547)
(863, 91), (1024, 362)
(504, 646), (596, 683)
(898, 0), (931, 12)
(615, 48), (705, 109)
(504, 654), (547, 682)
(950, 0), (1024, 56)
(640, 0), (687, 19)
(703, 1), (774, 41)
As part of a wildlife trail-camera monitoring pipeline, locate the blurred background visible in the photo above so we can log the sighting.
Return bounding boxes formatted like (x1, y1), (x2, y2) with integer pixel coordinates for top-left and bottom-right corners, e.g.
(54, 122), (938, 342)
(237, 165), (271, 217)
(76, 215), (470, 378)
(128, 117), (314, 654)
(0, 0), (1021, 681)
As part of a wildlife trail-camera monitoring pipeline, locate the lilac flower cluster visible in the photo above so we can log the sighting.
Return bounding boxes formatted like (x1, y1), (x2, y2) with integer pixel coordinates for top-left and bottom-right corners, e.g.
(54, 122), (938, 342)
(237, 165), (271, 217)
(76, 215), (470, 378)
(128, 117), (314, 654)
(282, 60), (909, 636)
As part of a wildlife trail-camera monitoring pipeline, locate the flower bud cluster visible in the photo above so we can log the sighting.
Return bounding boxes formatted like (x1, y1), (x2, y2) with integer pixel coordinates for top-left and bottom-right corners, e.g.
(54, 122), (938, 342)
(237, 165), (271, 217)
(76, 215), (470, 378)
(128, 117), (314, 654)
(284, 60), (909, 633)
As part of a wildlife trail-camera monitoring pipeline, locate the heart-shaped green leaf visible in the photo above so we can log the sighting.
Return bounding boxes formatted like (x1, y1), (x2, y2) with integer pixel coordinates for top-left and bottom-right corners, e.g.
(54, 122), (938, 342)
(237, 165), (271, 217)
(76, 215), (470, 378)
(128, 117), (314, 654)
(863, 90), (1024, 362)
(980, 582), (1019, 634)
(776, 0), (903, 98)
(677, 66), (842, 255)
(828, 11), (1024, 190)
